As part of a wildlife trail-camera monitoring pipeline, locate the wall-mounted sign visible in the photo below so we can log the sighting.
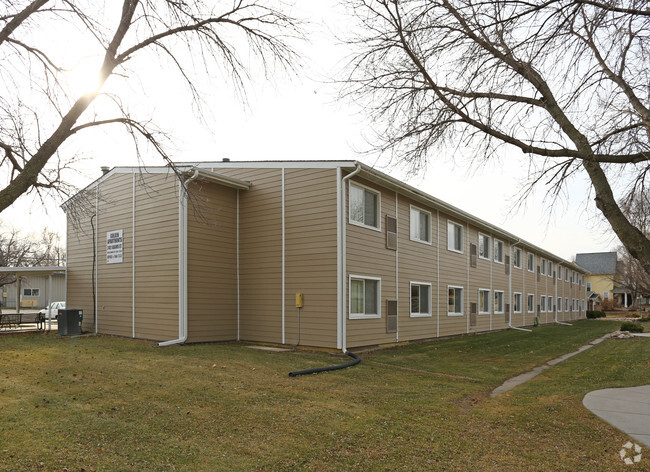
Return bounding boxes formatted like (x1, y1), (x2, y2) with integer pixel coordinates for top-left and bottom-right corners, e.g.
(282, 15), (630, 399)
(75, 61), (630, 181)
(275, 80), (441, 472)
(107, 229), (123, 264)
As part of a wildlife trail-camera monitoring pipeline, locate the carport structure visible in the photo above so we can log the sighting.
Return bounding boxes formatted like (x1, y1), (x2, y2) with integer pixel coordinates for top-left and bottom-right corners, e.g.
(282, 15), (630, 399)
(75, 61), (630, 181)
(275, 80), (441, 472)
(0, 266), (66, 331)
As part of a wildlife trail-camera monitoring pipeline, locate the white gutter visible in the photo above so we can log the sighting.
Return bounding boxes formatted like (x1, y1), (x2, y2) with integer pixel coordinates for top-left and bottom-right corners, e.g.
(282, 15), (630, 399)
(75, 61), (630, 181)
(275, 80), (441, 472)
(508, 240), (532, 332)
(339, 163), (362, 353)
(158, 170), (199, 347)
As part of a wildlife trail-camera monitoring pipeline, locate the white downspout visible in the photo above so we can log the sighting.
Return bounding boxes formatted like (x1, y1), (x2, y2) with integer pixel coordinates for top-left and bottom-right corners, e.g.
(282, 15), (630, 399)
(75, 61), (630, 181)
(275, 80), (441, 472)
(340, 163), (362, 353)
(509, 240), (531, 332)
(159, 169), (199, 347)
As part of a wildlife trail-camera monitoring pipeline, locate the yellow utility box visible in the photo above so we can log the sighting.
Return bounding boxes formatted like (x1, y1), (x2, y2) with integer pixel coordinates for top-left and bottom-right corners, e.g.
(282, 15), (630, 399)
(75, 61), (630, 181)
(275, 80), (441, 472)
(295, 293), (304, 308)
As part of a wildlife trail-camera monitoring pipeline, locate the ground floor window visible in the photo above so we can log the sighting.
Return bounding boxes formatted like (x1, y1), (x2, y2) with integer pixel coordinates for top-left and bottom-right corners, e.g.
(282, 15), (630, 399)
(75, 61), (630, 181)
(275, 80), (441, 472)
(565, 298), (569, 312)
(448, 286), (463, 315)
(479, 289), (490, 314)
(557, 297), (562, 312)
(494, 290), (504, 314)
(410, 282), (432, 317)
(527, 294), (534, 313)
(22, 288), (40, 297)
(513, 293), (522, 313)
(540, 295), (546, 312)
(548, 295), (554, 311)
(349, 276), (381, 319)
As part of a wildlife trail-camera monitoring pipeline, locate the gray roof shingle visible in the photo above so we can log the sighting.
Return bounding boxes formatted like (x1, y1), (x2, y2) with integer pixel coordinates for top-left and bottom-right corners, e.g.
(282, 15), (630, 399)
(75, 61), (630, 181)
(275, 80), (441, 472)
(575, 252), (618, 275)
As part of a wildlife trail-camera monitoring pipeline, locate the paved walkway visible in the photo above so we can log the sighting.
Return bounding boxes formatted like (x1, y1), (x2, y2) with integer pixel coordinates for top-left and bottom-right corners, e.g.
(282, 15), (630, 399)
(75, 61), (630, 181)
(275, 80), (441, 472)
(583, 385), (650, 448)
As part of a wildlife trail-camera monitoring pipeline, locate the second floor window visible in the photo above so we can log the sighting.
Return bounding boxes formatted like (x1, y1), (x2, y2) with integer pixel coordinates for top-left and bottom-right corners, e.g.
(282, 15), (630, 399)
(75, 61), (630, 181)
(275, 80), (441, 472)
(349, 183), (379, 229)
(410, 206), (431, 243)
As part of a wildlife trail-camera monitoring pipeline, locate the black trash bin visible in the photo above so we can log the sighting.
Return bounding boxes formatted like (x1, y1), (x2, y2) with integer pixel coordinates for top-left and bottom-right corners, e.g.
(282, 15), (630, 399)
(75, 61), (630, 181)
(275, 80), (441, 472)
(57, 309), (83, 336)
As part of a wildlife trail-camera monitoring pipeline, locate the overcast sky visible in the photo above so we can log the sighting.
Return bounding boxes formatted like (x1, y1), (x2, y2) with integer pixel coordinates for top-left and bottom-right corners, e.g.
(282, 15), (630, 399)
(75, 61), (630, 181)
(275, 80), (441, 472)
(1, 1), (619, 261)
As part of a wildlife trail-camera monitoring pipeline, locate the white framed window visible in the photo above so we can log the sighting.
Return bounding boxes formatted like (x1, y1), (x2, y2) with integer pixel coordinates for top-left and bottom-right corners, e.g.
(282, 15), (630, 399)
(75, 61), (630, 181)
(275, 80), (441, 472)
(603, 291), (610, 299)
(410, 282), (432, 317)
(22, 288), (40, 297)
(527, 253), (534, 272)
(541, 258), (547, 275)
(565, 297), (569, 311)
(479, 289), (490, 314)
(349, 182), (380, 230)
(586, 282), (592, 291)
(581, 299), (585, 311)
(565, 268), (569, 281)
(494, 290), (504, 314)
(513, 247), (522, 269)
(557, 265), (562, 279)
(349, 275), (381, 319)
(557, 297), (562, 312)
(572, 271), (577, 283)
(527, 294), (535, 313)
(548, 261), (554, 278)
(540, 295), (546, 312)
(448, 285), (464, 316)
(513, 292), (522, 313)
(494, 239), (504, 264)
(409, 206), (431, 244)
(573, 299), (578, 311)
(447, 220), (464, 253)
(548, 295), (554, 311)
(478, 233), (490, 260)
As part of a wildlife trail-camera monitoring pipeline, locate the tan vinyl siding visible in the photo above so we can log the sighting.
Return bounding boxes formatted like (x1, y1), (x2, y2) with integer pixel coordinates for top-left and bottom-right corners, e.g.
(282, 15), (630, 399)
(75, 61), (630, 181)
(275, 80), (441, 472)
(186, 181), (238, 343)
(215, 168), (283, 344)
(284, 168), (338, 348)
(467, 224), (492, 333)
(66, 188), (98, 332)
(133, 173), (179, 340)
(346, 177), (397, 348)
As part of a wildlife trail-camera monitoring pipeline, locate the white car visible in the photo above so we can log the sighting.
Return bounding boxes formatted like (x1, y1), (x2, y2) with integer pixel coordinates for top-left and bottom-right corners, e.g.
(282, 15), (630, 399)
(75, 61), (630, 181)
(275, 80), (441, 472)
(39, 301), (65, 320)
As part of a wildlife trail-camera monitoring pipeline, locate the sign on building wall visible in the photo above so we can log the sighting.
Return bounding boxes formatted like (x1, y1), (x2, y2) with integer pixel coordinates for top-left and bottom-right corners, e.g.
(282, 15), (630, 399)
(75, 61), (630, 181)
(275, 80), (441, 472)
(107, 229), (123, 264)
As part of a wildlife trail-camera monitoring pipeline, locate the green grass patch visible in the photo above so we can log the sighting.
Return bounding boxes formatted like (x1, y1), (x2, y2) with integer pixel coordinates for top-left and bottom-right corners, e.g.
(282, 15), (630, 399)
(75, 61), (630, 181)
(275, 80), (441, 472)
(1, 320), (647, 471)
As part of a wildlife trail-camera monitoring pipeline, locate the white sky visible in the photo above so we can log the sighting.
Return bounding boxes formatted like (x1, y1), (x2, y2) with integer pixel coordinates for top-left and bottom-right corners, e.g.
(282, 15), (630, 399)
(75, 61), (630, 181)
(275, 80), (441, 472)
(1, 1), (619, 261)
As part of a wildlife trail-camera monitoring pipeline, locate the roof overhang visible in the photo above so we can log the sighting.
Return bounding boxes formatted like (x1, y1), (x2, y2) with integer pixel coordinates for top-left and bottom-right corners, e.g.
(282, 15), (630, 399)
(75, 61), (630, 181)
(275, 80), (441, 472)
(0, 266), (66, 276)
(181, 168), (251, 190)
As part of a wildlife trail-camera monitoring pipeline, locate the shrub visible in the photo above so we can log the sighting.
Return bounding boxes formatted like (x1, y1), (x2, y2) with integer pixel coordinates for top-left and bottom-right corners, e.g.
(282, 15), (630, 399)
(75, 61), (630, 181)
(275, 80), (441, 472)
(586, 310), (606, 319)
(639, 316), (650, 323)
(620, 321), (644, 333)
(601, 299), (618, 311)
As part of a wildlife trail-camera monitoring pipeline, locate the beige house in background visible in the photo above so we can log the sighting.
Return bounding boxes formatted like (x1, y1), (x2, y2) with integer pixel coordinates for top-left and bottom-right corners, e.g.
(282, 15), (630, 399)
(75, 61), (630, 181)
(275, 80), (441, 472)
(64, 161), (588, 350)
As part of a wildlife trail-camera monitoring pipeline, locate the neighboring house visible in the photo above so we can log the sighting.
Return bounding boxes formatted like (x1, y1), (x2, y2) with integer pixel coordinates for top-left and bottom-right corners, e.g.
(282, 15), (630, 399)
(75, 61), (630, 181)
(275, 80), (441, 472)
(575, 252), (632, 308)
(63, 161), (589, 349)
(0, 268), (66, 309)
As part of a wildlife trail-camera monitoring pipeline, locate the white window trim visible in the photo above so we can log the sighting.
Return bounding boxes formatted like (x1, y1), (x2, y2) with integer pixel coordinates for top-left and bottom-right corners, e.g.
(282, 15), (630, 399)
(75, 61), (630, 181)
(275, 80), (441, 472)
(22, 288), (40, 297)
(410, 281), (433, 317)
(447, 220), (464, 254)
(540, 258), (546, 275)
(478, 233), (490, 260)
(494, 290), (505, 314)
(565, 297), (569, 311)
(557, 265), (562, 279)
(447, 285), (464, 316)
(348, 274), (381, 319)
(548, 262), (554, 278)
(493, 239), (504, 264)
(548, 295), (554, 312)
(513, 292), (522, 313)
(513, 247), (522, 269)
(565, 268), (569, 281)
(540, 295), (547, 312)
(478, 288), (491, 315)
(527, 253), (534, 272)
(409, 205), (432, 245)
(348, 181), (381, 232)
(527, 294), (535, 313)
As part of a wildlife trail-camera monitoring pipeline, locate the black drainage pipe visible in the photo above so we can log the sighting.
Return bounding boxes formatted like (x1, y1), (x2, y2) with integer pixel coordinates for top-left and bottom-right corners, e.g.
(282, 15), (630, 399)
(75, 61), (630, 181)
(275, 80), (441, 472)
(289, 351), (361, 377)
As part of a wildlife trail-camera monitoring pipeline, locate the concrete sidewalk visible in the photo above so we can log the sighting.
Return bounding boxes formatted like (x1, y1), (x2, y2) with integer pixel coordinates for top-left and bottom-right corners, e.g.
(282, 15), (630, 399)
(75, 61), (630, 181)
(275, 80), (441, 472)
(583, 385), (650, 448)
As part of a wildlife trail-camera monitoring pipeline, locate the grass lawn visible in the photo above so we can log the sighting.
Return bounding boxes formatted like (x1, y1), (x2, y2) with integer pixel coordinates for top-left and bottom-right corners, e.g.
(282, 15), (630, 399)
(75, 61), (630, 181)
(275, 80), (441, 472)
(1, 320), (648, 471)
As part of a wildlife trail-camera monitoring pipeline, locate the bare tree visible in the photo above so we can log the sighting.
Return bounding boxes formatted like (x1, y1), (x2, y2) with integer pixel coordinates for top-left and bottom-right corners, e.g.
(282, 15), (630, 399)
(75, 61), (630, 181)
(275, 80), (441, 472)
(0, 226), (65, 285)
(343, 0), (650, 273)
(616, 190), (650, 303)
(0, 0), (301, 211)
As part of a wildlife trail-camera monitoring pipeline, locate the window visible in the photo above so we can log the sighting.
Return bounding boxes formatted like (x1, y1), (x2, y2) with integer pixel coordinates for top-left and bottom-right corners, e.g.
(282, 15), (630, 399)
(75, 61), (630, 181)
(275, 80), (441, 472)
(540, 295), (546, 312)
(349, 276), (380, 319)
(494, 239), (504, 263)
(448, 286), (464, 315)
(557, 297), (562, 312)
(494, 290), (504, 314)
(479, 289), (490, 314)
(565, 268), (569, 281)
(409, 206), (431, 244)
(447, 220), (463, 253)
(548, 295), (554, 311)
(513, 248), (522, 268)
(586, 282), (592, 291)
(22, 288), (40, 297)
(603, 291), (610, 299)
(541, 258), (546, 275)
(527, 294), (535, 313)
(410, 282), (431, 317)
(513, 293), (522, 313)
(548, 261), (554, 277)
(527, 253), (534, 272)
(565, 297), (569, 311)
(557, 265), (562, 279)
(573, 299), (578, 311)
(572, 271), (577, 283)
(478, 233), (490, 260)
(349, 183), (379, 230)
(582, 299), (585, 311)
